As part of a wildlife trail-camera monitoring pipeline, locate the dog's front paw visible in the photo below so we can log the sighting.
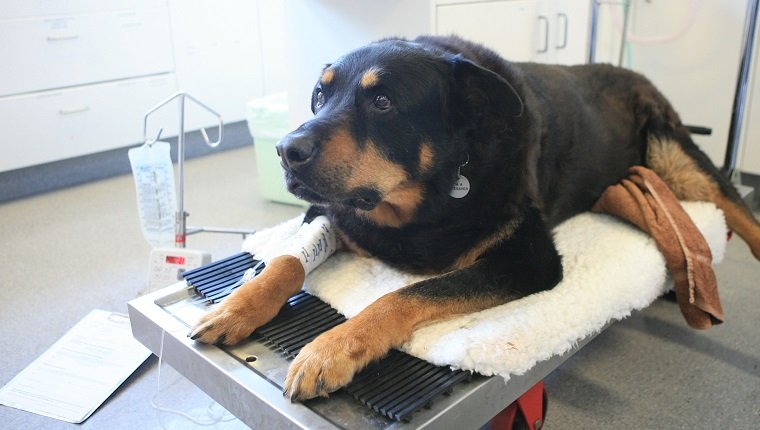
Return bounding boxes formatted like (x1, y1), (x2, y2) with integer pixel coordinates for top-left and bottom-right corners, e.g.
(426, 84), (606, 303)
(188, 300), (266, 345)
(283, 327), (371, 401)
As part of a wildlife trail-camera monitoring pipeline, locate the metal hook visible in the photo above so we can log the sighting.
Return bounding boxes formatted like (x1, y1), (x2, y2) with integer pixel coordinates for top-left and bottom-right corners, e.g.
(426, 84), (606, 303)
(146, 127), (164, 146)
(457, 153), (470, 178)
(183, 92), (223, 148)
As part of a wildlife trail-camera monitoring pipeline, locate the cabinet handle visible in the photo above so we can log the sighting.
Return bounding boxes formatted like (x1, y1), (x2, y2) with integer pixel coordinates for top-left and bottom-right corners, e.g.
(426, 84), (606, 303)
(537, 15), (549, 53)
(47, 34), (79, 42)
(59, 106), (90, 115)
(556, 13), (568, 50)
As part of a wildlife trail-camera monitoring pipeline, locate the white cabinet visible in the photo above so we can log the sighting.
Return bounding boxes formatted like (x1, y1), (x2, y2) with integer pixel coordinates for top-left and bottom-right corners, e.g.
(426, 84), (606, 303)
(434, 0), (589, 64)
(0, 0), (163, 18)
(0, 1), (175, 171)
(436, 0), (539, 61)
(534, 0), (591, 65)
(0, 0), (272, 172)
(0, 7), (173, 96)
(0, 75), (177, 171)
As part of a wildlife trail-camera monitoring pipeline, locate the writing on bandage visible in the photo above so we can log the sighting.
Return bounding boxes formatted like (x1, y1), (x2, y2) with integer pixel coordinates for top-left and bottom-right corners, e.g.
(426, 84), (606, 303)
(282, 215), (337, 275)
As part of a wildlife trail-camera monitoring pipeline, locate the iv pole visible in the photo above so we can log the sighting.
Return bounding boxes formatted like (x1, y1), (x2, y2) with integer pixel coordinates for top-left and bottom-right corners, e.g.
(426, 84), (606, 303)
(724, 0), (759, 179)
(143, 92), (223, 248)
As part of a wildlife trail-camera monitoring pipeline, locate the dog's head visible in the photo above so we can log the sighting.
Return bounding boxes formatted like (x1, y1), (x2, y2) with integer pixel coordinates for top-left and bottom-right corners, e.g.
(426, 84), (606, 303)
(276, 38), (523, 226)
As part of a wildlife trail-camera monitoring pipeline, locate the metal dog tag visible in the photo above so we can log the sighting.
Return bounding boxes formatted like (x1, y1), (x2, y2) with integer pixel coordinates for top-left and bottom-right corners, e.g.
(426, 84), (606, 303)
(449, 175), (470, 198)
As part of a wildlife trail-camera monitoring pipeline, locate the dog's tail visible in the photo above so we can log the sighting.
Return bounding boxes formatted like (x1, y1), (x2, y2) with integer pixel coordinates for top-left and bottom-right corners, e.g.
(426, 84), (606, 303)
(643, 125), (760, 261)
(627, 71), (760, 260)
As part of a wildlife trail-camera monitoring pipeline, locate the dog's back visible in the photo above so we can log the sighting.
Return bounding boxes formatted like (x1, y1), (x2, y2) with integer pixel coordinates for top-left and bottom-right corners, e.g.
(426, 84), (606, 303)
(519, 62), (681, 224)
(421, 35), (760, 258)
(419, 35), (681, 224)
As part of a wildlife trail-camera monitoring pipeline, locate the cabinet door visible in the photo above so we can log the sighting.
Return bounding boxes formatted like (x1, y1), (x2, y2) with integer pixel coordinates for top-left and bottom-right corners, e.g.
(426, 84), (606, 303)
(551, 0), (591, 65)
(534, 0), (590, 64)
(436, 0), (539, 62)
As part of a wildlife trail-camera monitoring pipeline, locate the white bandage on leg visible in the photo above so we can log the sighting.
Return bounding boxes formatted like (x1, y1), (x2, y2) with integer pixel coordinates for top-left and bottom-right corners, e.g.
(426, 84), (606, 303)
(281, 215), (338, 275)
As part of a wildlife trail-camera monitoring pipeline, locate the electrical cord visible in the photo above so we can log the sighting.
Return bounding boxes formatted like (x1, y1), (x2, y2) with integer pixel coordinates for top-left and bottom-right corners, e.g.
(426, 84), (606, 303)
(150, 329), (239, 429)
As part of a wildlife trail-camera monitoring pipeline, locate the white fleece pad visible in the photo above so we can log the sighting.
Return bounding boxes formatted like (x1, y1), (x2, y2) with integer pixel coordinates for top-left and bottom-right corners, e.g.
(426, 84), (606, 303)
(242, 202), (727, 381)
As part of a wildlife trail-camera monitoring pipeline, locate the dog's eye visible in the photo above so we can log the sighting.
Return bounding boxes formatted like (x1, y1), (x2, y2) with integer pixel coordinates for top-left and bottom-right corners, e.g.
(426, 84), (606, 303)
(373, 94), (391, 110)
(315, 91), (326, 109)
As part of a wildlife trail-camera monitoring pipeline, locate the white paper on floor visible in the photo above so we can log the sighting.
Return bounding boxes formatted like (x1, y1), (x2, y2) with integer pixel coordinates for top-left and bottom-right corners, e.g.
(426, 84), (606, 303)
(0, 309), (151, 423)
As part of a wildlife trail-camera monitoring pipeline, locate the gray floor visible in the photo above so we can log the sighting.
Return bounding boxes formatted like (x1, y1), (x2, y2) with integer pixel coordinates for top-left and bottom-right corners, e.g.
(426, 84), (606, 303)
(1, 146), (759, 429)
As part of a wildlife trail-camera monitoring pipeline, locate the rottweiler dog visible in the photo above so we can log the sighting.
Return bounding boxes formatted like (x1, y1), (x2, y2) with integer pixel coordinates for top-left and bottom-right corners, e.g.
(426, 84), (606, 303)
(190, 35), (760, 400)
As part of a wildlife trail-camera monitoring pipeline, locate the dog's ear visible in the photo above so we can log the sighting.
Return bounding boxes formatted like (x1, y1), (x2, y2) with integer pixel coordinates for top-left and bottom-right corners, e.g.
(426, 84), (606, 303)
(449, 55), (524, 123)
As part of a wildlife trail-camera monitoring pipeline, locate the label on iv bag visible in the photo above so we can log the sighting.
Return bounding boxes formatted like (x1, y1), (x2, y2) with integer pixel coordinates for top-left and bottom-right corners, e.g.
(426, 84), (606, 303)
(281, 216), (337, 275)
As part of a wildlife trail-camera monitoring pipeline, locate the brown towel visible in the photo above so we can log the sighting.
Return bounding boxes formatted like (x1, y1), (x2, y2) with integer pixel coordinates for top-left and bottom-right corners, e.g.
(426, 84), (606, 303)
(592, 166), (724, 329)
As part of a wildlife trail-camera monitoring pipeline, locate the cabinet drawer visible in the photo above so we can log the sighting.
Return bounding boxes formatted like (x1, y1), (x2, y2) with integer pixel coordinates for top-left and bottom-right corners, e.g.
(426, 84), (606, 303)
(0, 1), (165, 19)
(0, 7), (173, 96)
(0, 74), (177, 171)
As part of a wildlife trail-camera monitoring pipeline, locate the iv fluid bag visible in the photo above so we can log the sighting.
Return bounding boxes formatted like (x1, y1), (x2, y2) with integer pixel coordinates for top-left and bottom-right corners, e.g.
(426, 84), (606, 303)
(128, 141), (177, 248)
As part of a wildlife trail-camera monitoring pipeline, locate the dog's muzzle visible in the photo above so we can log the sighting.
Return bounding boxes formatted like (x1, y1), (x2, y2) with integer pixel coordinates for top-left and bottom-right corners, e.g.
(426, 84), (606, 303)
(276, 129), (382, 211)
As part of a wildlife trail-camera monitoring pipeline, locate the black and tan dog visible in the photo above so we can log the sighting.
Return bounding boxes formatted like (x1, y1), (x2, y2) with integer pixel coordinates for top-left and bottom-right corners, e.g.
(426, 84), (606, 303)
(190, 35), (760, 400)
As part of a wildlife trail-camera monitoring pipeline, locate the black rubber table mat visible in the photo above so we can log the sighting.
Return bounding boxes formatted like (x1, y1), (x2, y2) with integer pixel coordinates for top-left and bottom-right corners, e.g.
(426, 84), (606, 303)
(184, 253), (471, 421)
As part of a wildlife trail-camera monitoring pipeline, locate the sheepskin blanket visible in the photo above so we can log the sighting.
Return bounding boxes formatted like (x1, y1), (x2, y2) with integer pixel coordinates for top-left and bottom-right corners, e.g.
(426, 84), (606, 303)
(242, 202), (727, 381)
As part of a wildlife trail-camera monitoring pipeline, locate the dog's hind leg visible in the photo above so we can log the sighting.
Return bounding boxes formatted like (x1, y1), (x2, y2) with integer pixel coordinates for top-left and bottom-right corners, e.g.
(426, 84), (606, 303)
(646, 133), (760, 260)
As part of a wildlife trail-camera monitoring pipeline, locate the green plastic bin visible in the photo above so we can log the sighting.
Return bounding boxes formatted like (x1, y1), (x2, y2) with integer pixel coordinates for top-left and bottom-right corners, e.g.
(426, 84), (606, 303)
(247, 93), (307, 207)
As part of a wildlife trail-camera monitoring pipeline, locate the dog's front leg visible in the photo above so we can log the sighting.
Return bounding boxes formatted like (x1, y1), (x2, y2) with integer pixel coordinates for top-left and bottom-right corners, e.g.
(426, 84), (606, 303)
(189, 255), (306, 345)
(281, 281), (483, 400)
(282, 260), (548, 400)
(283, 210), (563, 400)
(190, 213), (337, 345)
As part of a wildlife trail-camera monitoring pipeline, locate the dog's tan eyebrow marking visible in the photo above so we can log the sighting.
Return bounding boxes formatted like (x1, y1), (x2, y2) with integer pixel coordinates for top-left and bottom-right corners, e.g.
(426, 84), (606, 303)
(320, 67), (335, 85)
(418, 143), (434, 174)
(360, 66), (383, 89)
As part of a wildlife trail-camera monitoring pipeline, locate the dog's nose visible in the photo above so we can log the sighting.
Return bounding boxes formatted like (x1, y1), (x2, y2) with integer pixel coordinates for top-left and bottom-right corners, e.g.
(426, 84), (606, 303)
(276, 134), (316, 169)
